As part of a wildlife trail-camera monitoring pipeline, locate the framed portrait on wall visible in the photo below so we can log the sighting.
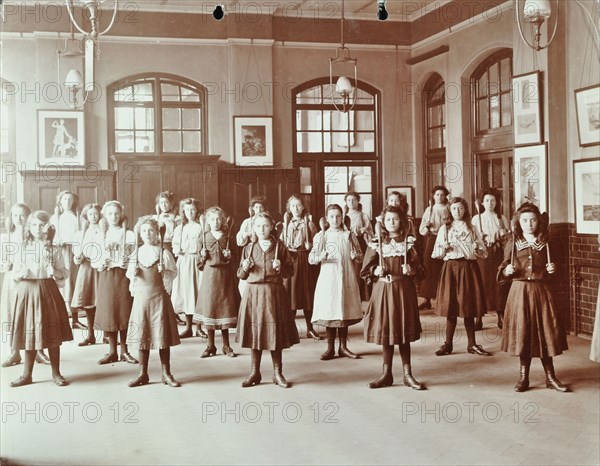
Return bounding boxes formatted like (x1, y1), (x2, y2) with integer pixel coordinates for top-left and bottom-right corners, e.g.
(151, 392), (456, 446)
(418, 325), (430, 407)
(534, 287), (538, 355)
(38, 110), (85, 165)
(574, 84), (600, 147)
(573, 157), (600, 235)
(385, 185), (415, 217)
(512, 71), (543, 146)
(514, 143), (548, 213)
(233, 116), (273, 166)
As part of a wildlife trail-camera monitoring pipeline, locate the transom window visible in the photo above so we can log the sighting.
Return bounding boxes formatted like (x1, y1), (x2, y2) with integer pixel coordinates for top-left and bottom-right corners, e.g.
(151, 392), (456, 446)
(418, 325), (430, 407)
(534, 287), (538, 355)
(108, 74), (208, 155)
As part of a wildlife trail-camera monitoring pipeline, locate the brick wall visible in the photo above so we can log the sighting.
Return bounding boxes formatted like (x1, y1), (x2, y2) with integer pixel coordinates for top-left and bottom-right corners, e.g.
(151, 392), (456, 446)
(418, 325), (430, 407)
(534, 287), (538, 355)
(569, 224), (600, 336)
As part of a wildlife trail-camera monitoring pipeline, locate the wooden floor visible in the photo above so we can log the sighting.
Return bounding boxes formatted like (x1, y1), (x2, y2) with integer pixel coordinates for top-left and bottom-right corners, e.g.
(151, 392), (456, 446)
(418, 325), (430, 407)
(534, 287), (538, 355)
(1, 309), (599, 465)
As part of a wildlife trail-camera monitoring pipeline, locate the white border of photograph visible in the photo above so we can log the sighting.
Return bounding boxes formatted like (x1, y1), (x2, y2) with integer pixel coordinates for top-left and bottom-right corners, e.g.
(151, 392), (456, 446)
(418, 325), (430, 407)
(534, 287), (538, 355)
(38, 110), (85, 165)
(514, 143), (547, 214)
(573, 157), (600, 235)
(233, 116), (274, 166)
(512, 71), (543, 147)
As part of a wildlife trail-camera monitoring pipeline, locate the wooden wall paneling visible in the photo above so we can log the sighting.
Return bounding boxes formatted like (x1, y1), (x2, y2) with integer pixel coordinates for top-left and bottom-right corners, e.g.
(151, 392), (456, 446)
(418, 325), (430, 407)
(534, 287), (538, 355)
(20, 169), (115, 214)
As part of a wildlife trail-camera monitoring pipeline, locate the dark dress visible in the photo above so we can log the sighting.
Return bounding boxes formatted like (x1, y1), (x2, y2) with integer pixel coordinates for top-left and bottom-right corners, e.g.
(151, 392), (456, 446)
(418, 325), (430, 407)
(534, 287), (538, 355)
(126, 248), (180, 350)
(498, 239), (568, 358)
(193, 232), (240, 329)
(361, 238), (423, 345)
(282, 217), (318, 311)
(236, 240), (300, 351)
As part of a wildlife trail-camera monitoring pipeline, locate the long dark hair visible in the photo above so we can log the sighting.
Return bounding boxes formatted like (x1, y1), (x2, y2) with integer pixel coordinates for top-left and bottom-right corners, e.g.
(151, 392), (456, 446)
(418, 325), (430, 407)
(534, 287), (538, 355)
(478, 188), (503, 220)
(430, 185), (449, 206)
(512, 203), (549, 243)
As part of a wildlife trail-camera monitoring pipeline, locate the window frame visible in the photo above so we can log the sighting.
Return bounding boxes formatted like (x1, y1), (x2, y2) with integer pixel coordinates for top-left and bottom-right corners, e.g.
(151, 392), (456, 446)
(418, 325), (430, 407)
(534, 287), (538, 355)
(107, 73), (208, 156)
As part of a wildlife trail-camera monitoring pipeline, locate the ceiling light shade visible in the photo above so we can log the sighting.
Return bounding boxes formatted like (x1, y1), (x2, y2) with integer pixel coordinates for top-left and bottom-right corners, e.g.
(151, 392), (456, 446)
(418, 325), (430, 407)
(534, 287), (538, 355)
(336, 76), (353, 95)
(64, 69), (84, 89)
(329, 0), (358, 113)
(523, 0), (552, 22)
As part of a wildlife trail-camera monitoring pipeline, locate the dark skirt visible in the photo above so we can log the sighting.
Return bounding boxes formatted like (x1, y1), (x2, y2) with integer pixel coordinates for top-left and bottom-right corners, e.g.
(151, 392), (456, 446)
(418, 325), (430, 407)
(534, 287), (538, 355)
(8, 279), (73, 350)
(502, 281), (568, 358)
(236, 282), (300, 350)
(477, 245), (509, 312)
(284, 250), (318, 311)
(435, 259), (486, 318)
(419, 234), (444, 299)
(95, 268), (133, 332)
(356, 236), (371, 302)
(194, 266), (240, 330)
(71, 259), (97, 309)
(364, 279), (422, 345)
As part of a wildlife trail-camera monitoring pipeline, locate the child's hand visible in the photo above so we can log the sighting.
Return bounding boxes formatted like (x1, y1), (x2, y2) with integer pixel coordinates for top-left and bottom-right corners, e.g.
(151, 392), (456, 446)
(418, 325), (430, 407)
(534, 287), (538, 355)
(157, 263), (163, 273)
(200, 248), (208, 259)
(272, 259), (281, 272)
(319, 250), (328, 262)
(374, 266), (384, 277)
(15, 268), (29, 281)
(444, 242), (453, 252)
(6, 261), (13, 272)
(546, 262), (556, 274)
(350, 250), (357, 260)
(402, 264), (411, 275)
(304, 241), (311, 251)
(223, 249), (231, 260)
(504, 264), (515, 276)
(242, 258), (253, 271)
(133, 266), (141, 277)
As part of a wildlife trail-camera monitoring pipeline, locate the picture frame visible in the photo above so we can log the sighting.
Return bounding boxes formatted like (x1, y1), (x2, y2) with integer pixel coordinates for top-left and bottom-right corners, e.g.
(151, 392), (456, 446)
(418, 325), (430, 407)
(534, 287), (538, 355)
(385, 185), (415, 217)
(513, 143), (548, 214)
(512, 71), (543, 146)
(233, 116), (274, 166)
(38, 110), (85, 165)
(574, 84), (600, 147)
(573, 157), (600, 235)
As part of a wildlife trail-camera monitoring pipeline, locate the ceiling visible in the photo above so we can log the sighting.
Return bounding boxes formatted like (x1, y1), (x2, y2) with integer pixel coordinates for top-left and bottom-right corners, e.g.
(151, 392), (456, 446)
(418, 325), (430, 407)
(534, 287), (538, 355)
(51, 0), (448, 22)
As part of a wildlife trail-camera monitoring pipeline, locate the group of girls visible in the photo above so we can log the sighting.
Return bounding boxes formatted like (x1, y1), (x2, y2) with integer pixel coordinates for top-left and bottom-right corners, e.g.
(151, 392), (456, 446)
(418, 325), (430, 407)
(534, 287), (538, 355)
(0, 187), (571, 393)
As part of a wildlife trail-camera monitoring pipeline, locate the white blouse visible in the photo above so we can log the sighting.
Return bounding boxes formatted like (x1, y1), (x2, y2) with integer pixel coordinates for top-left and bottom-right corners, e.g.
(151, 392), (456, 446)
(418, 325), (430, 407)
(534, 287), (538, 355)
(92, 226), (136, 270)
(471, 212), (510, 245)
(419, 204), (446, 236)
(172, 222), (203, 256)
(432, 221), (487, 261)
(50, 211), (79, 245)
(10, 240), (68, 284)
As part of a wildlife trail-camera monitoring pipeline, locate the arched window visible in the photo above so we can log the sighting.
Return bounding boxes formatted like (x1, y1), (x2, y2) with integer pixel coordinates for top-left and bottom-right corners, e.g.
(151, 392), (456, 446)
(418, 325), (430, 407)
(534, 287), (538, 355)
(422, 74), (446, 201)
(470, 49), (514, 218)
(293, 78), (381, 218)
(108, 73), (208, 155)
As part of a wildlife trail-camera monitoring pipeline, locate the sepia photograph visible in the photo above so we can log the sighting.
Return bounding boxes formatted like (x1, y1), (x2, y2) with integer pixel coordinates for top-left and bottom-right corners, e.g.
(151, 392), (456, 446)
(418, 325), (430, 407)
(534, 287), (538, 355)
(1, 1), (599, 465)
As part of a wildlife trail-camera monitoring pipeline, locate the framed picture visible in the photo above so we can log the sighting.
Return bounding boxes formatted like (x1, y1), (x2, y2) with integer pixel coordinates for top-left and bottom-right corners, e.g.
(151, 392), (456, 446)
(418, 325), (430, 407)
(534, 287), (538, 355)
(512, 71), (543, 146)
(385, 185), (415, 217)
(514, 143), (548, 213)
(38, 110), (85, 165)
(573, 158), (600, 235)
(233, 116), (273, 166)
(574, 84), (600, 147)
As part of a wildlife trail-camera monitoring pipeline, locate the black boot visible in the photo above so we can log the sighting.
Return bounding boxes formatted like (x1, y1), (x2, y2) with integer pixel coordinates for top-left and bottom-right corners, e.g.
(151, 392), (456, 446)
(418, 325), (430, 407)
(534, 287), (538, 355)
(320, 328), (336, 360)
(542, 357), (569, 392)
(338, 327), (359, 359)
(497, 311), (504, 330)
(403, 364), (425, 390)
(514, 362), (530, 392)
(242, 350), (262, 387)
(128, 350), (149, 387)
(160, 348), (180, 387)
(368, 364), (393, 389)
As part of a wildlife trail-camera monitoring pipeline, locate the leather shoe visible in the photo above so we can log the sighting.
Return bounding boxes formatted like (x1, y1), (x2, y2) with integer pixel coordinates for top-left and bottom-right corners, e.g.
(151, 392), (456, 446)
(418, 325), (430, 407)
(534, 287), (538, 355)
(10, 375), (33, 387)
(175, 314), (186, 326)
(435, 343), (453, 356)
(2, 353), (22, 367)
(72, 321), (88, 330)
(241, 372), (262, 387)
(222, 346), (237, 358)
(497, 313), (504, 330)
(98, 353), (119, 365)
(179, 329), (193, 339)
(53, 375), (69, 386)
(162, 373), (181, 387)
(307, 329), (323, 340)
(78, 338), (96, 347)
(368, 373), (393, 389)
(418, 300), (432, 310)
(320, 348), (335, 360)
(338, 347), (360, 359)
(35, 351), (51, 364)
(128, 374), (150, 387)
(120, 352), (139, 364)
(272, 372), (290, 388)
(201, 346), (217, 358)
(467, 344), (491, 356)
(195, 328), (208, 339)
